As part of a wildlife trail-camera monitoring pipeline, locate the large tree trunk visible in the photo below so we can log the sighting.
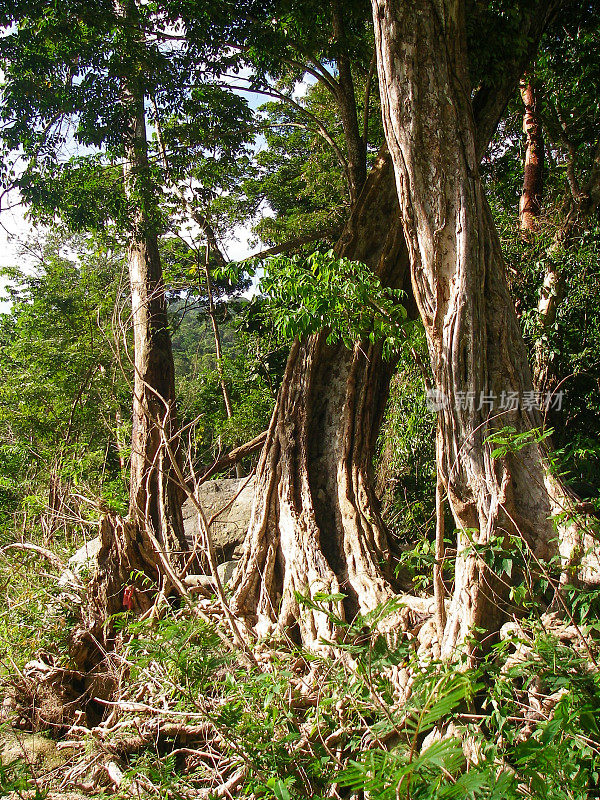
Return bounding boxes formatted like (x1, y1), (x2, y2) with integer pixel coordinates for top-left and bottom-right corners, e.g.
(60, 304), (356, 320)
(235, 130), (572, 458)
(373, 0), (557, 660)
(232, 0), (558, 652)
(126, 97), (185, 560)
(231, 150), (422, 647)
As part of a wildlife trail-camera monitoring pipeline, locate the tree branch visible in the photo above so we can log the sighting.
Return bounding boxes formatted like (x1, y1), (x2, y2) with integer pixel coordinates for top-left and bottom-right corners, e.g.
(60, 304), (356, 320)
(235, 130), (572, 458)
(225, 79), (350, 178)
(248, 228), (341, 260)
(196, 430), (267, 485)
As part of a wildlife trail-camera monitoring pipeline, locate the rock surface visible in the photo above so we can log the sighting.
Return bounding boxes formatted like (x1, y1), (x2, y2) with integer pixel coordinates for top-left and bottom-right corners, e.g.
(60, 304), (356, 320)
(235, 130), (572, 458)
(183, 574), (216, 594)
(217, 560), (239, 586)
(57, 478), (254, 585)
(182, 476), (255, 562)
(68, 537), (102, 576)
(182, 560), (239, 595)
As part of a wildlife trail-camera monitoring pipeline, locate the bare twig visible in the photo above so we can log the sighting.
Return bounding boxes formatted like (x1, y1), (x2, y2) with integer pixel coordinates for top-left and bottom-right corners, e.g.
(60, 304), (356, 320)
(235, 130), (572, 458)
(0, 542), (66, 571)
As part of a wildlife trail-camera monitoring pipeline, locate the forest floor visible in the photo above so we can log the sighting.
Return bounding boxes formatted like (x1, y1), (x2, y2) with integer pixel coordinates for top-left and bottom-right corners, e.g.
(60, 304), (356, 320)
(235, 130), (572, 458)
(2, 519), (600, 800)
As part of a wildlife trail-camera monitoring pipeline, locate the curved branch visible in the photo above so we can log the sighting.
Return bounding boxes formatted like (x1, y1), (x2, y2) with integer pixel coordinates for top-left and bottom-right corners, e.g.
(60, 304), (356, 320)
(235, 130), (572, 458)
(226, 80), (350, 179)
(247, 227), (342, 260)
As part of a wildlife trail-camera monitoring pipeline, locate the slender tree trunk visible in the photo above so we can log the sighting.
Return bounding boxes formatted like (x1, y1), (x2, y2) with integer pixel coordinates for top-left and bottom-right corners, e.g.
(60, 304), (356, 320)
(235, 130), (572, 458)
(534, 140), (600, 390)
(515, 75), (561, 392)
(72, 55), (186, 671)
(331, 0), (367, 204)
(115, 411), (127, 475)
(519, 76), (545, 232)
(373, 0), (557, 660)
(202, 247), (243, 478)
(42, 472), (64, 539)
(203, 248), (234, 420)
(232, 150), (430, 647)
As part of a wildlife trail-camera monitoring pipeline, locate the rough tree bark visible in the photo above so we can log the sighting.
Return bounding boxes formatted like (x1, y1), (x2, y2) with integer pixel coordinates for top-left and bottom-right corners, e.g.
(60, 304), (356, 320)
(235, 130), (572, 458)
(519, 76), (545, 232)
(231, 150), (424, 647)
(373, 0), (558, 659)
(124, 92), (186, 564)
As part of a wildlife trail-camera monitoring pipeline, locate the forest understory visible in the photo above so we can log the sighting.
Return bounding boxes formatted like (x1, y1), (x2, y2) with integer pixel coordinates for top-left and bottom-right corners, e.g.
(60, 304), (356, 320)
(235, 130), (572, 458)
(2, 0), (600, 797)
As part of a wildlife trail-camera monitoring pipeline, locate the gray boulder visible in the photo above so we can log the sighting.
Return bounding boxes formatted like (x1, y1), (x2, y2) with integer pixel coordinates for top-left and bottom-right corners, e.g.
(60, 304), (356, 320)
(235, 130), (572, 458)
(69, 536), (102, 575)
(183, 476), (255, 563)
(55, 477), (253, 587)
(56, 536), (101, 592)
(183, 560), (239, 594)
(183, 574), (216, 595)
(217, 560), (239, 586)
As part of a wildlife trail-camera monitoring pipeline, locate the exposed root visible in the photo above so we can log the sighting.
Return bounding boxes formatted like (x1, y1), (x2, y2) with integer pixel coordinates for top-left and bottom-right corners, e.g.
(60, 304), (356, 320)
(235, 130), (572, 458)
(5, 529), (598, 800)
(539, 470), (600, 592)
(7, 658), (89, 734)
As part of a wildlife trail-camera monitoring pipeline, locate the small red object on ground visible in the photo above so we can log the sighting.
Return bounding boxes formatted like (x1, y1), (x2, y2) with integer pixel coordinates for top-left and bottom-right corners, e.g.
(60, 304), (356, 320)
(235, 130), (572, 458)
(123, 585), (135, 611)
